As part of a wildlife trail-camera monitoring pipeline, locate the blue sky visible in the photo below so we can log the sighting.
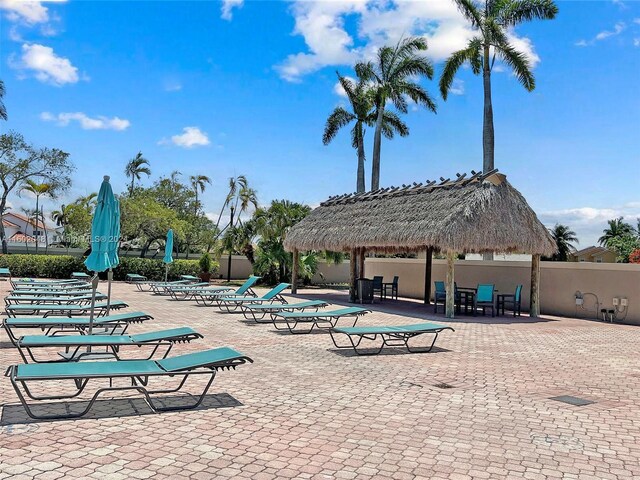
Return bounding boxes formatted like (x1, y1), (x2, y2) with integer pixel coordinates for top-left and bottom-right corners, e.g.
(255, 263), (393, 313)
(1, 0), (639, 246)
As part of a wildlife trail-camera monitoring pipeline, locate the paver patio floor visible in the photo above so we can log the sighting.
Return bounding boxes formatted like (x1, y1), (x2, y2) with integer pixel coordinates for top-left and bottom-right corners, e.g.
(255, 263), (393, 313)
(1, 280), (639, 479)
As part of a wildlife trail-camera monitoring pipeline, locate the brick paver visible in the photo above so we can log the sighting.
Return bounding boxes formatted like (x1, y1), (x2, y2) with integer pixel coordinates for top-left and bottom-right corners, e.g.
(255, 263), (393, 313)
(1, 280), (639, 479)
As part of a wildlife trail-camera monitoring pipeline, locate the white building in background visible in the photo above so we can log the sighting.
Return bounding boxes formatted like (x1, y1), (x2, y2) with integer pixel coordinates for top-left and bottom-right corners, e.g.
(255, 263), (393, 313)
(1, 212), (62, 249)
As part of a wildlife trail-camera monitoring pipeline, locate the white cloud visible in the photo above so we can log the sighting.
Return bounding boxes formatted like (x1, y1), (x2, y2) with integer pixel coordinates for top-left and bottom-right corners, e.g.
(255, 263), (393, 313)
(10, 43), (80, 86)
(273, 0), (539, 83)
(161, 127), (211, 148)
(539, 203), (640, 246)
(634, 38), (640, 47)
(221, 0), (243, 21)
(576, 22), (626, 47)
(449, 79), (464, 96)
(40, 112), (131, 131)
(0, 0), (64, 25)
(635, 18), (640, 25)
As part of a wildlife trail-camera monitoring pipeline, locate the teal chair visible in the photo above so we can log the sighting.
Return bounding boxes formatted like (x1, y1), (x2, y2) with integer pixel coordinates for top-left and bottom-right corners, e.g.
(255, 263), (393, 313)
(498, 285), (522, 317)
(372, 276), (384, 300)
(434, 281), (459, 314)
(474, 284), (495, 317)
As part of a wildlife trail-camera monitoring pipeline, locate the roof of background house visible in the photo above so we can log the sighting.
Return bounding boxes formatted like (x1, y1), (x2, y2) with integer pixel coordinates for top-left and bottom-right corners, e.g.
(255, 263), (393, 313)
(572, 246), (612, 257)
(3, 211), (48, 229)
(2, 218), (20, 228)
(284, 170), (556, 256)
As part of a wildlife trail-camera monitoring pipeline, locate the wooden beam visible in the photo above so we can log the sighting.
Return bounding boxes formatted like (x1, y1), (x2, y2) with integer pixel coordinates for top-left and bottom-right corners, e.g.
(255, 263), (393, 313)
(291, 249), (299, 295)
(349, 249), (357, 303)
(530, 254), (541, 318)
(424, 247), (433, 304)
(445, 251), (456, 318)
(358, 247), (366, 281)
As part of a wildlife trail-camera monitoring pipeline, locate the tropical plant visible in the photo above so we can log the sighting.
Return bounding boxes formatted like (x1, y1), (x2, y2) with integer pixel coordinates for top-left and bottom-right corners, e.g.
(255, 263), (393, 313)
(51, 203), (72, 251)
(19, 179), (56, 254)
(199, 252), (212, 273)
(440, 0), (558, 173)
(124, 151), (151, 195)
(629, 249), (640, 264)
(607, 234), (640, 263)
(598, 217), (635, 248)
(190, 175), (211, 214)
(323, 73), (409, 193)
(548, 224), (578, 261)
(0, 79), (7, 121)
(356, 37), (437, 190)
(0, 131), (73, 253)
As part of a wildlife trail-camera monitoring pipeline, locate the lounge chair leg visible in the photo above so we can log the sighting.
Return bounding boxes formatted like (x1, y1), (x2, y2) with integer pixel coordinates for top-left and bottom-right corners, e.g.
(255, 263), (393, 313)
(405, 333), (439, 354)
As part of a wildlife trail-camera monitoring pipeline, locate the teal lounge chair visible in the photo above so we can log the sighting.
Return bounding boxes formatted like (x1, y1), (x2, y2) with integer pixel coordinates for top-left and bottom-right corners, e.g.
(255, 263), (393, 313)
(148, 279), (192, 293)
(5, 293), (108, 306)
(192, 276), (261, 306)
(11, 279), (87, 290)
(180, 275), (200, 281)
(5, 300), (128, 317)
(167, 285), (234, 301)
(272, 307), (369, 334)
(215, 283), (290, 313)
(155, 282), (210, 296)
(2, 311), (154, 343)
(14, 327), (203, 363)
(71, 272), (91, 280)
(0, 267), (10, 279)
(5, 347), (253, 420)
(240, 300), (329, 322)
(125, 273), (147, 283)
(10, 288), (97, 297)
(330, 322), (455, 355)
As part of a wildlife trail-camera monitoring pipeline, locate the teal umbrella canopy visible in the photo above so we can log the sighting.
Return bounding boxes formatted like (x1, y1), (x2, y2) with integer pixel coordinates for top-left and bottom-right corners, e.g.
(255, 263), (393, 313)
(163, 229), (174, 264)
(84, 176), (120, 272)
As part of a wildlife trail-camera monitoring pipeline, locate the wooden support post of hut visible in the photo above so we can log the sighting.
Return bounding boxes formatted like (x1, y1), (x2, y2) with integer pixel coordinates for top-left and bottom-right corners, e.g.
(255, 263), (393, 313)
(358, 248), (366, 281)
(349, 249), (357, 303)
(291, 249), (299, 295)
(445, 251), (456, 318)
(530, 254), (541, 318)
(424, 247), (433, 304)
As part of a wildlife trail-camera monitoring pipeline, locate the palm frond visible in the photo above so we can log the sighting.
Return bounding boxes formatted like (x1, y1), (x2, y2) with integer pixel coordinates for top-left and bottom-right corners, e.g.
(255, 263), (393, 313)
(323, 107), (356, 145)
(439, 42), (481, 100)
(452, 0), (484, 28)
(380, 111), (409, 139)
(499, 0), (558, 26)
(496, 42), (535, 90)
(396, 82), (437, 113)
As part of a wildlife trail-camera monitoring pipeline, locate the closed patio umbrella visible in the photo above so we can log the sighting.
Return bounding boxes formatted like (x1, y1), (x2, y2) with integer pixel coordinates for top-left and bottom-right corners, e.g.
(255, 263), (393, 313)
(164, 229), (173, 281)
(85, 176), (120, 334)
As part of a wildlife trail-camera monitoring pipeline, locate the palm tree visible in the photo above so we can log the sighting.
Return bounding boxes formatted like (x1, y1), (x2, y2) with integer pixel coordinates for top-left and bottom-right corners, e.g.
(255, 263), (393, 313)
(599, 217), (634, 247)
(0, 80), (7, 121)
(19, 179), (55, 254)
(323, 73), (409, 193)
(440, 0), (558, 173)
(124, 152), (151, 195)
(549, 224), (578, 261)
(190, 175), (212, 214)
(356, 37), (437, 190)
(51, 203), (73, 251)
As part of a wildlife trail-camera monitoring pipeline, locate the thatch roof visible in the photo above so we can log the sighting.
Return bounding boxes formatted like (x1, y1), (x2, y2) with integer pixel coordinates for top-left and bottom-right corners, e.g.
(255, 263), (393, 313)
(284, 170), (556, 255)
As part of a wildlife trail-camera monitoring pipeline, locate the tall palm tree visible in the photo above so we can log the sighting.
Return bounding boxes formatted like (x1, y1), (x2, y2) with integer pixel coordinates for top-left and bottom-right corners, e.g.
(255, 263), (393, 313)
(599, 217), (634, 247)
(51, 203), (73, 251)
(190, 175), (211, 214)
(440, 0), (558, 173)
(323, 73), (409, 193)
(356, 37), (437, 190)
(0, 80), (7, 121)
(124, 152), (151, 195)
(549, 224), (578, 261)
(19, 179), (55, 254)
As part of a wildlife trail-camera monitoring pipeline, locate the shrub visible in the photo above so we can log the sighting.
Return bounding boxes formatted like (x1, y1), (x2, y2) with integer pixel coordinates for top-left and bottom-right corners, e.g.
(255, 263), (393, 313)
(199, 252), (212, 273)
(0, 254), (86, 278)
(0, 254), (218, 281)
(629, 249), (640, 264)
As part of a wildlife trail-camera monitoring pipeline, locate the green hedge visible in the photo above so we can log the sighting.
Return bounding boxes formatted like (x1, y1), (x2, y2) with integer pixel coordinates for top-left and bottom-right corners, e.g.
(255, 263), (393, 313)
(0, 254), (218, 281)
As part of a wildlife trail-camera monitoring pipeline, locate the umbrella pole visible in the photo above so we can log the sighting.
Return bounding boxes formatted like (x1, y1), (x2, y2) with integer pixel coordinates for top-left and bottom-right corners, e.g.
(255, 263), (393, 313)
(165, 264), (168, 282)
(106, 268), (113, 316)
(88, 273), (99, 352)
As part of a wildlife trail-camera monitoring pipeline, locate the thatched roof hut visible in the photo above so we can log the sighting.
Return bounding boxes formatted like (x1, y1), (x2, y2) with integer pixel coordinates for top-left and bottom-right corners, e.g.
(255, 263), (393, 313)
(285, 170), (555, 318)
